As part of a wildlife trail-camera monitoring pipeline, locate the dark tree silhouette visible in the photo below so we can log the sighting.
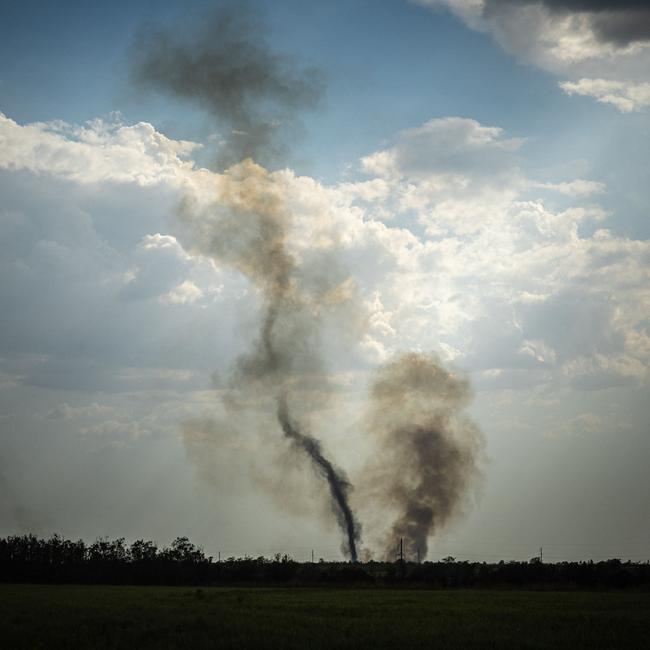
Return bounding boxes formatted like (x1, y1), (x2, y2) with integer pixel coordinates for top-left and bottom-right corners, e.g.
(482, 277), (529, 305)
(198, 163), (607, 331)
(1, 533), (648, 589)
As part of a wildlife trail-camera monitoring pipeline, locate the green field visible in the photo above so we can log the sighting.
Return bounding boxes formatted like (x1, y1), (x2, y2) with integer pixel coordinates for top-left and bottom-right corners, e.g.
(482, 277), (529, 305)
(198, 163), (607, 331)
(1, 584), (648, 649)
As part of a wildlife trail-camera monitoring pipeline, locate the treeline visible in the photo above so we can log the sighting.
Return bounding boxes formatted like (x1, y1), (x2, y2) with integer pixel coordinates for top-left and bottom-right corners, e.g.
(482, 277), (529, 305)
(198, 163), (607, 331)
(1, 534), (649, 589)
(0, 535), (210, 585)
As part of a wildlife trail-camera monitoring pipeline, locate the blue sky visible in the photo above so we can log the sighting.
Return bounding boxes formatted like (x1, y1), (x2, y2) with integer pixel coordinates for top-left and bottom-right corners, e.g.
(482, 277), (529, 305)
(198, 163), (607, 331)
(1, 0), (649, 561)
(0, 1), (617, 167)
(4, 0), (647, 238)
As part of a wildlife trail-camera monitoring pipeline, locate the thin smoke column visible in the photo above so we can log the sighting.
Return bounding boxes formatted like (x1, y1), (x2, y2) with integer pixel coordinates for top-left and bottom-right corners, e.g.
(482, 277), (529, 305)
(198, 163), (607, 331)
(278, 394), (359, 561)
(131, 6), (361, 560)
(364, 353), (484, 560)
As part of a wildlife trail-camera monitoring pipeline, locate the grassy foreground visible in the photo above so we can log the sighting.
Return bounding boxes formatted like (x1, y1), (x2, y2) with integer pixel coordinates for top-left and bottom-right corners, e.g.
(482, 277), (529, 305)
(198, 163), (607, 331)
(1, 584), (648, 649)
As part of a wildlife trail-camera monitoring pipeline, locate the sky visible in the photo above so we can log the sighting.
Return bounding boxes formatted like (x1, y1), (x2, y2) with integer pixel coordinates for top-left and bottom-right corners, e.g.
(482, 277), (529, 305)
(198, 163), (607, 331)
(1, 0), (649, 562)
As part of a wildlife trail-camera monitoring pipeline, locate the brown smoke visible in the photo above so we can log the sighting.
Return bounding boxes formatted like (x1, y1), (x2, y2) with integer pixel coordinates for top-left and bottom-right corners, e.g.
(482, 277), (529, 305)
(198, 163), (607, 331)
(364, 353), (484, 560)
(131, 5), (360, 559)
(131, 6), (483, 562)
(177, 161), (361, 559)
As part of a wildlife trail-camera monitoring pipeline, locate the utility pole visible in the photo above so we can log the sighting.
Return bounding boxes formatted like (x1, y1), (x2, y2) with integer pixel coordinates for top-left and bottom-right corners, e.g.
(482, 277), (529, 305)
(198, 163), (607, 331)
(218, 551), (221, 563)
(417, 547), (420, 564)
(398, 538), (405, 579)
(311, 549), (314, 563)
(540, 547), (543, 563)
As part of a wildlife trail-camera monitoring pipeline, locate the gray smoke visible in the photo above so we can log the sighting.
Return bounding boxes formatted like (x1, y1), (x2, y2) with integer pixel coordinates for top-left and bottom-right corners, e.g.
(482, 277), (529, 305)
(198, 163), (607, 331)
(131, 6), (485, 562)
(176, 162), (361, 559)
(364, 353), (484, 560)
(131, 6), (361, 559)
(130, 4), (323, 168)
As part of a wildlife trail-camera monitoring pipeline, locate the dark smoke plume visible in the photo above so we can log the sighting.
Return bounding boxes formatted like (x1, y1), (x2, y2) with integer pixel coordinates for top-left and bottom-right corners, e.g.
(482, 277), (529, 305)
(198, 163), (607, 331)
(278, 394), (359, 561)
(364, 353), (484, 560)
(131, 6), (360, 559)
(130, 4), (323, 168)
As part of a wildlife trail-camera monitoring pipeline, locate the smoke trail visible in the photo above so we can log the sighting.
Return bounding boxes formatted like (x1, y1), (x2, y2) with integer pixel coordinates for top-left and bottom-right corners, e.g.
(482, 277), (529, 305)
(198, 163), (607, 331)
(277, 394), (359, 561)
(176, 162), (362, 559)
(131, 5), (483, 563)
(364, 353), (484, 560)
(131, 7), (361, 559)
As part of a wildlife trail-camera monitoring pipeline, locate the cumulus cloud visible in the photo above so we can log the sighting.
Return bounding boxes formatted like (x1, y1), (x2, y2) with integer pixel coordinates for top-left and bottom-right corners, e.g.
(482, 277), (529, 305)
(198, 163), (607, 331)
(0, 117), (238, 396)
(0, 112), (199, 185)
(517, 1), (650, 47)
(361, 117), (523, 180)
(1, 109), (649, 553)
(161, 280), (204, 305)
(417, 0), (650, 110)
(2, 110), (648, 397)
(356, 117), (525, 235)
(560, 78), (650, 111)
(342, 116), (649, 391)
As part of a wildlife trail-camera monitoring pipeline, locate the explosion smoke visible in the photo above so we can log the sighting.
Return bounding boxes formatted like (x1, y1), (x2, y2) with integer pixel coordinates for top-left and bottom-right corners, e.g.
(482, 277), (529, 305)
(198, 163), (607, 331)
(132, 7), (361, 559)
(132, 6), (483, 562)
(130, 4), (322, 168)
(364, 353), (484, 560)
(177, 162), (361, 559)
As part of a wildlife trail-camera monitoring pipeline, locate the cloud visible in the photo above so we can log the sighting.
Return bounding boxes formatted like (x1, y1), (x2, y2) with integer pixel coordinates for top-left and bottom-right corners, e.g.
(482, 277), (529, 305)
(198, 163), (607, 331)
(360, 117), (523, 181)
(342, 115), (649, 390)
(532, 179), (606, 196)
(161, 280), (204, 305)
(521, 2), (650, 46)
(45, 402), (116, 420)
(0, 113), (199, 185)
(417, 0), (650, 110)
(2, 110), (648, 396)
(1, 108), (649, 557)
(356, 117), (525, 236)
(0, 117), (240, 394)
(560, 78), (650, 111)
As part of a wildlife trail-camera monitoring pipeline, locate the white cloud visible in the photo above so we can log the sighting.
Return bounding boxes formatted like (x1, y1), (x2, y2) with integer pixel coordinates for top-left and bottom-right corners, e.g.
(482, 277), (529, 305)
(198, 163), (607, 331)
(1, 109), (648, 399)
(417, 1), (650, 110)
(360, 117), (524, 181)
(161, 280), (204, 305)
(560, 78), (650, 111)
(1, 109), (649, 558)
(325, 115), (649, 390)
(532, 179), (606, 196)
(0, 112), (199, 185)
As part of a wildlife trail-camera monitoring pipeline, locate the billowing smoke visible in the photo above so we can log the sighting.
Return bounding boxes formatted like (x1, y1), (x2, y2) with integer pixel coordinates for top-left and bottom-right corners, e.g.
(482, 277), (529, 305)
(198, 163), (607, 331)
(363, 353), (484, 560)
(130, 4), (323, 168)
(178, 162), (361, 559)
(131, 6), (483, 562)
(131, 7), (361, 559)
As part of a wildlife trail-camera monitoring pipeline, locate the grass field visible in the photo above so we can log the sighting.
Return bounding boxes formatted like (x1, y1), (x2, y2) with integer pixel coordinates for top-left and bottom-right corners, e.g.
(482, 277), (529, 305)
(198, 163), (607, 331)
(1, 584), (648, 649)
